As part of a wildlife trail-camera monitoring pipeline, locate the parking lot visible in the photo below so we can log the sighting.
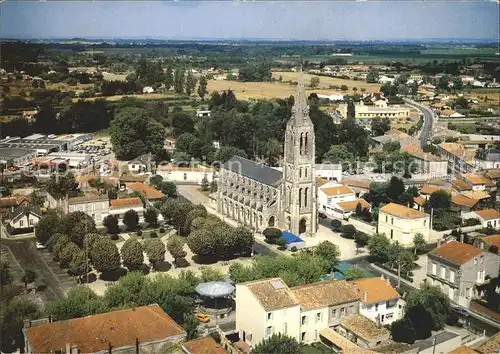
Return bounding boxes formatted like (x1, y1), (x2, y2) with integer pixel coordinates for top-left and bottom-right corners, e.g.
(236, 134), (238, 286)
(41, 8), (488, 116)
(2, 238), (76, 306)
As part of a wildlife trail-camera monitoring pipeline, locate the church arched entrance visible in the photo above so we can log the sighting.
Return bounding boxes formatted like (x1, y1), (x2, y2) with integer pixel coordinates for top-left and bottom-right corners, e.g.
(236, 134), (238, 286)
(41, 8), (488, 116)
(299, 218), (307, 234)
(268, 216), (275, 227)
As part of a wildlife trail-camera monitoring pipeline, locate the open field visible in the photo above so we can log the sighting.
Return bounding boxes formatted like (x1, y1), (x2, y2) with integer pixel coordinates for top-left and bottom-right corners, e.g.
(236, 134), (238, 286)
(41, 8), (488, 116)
(272, 71), (380, 92)
(102, 72), (130, 81)
(207, 79), (344, 100)
(71, 92), (180, 102)
(68, 66), (98, 73)
(46, 82), (94, 91)
(207, 77), (377, 100)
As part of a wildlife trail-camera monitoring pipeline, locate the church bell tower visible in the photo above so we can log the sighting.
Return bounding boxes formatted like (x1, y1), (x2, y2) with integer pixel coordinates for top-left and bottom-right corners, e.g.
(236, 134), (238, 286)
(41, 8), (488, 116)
(281, 70), (317, 237)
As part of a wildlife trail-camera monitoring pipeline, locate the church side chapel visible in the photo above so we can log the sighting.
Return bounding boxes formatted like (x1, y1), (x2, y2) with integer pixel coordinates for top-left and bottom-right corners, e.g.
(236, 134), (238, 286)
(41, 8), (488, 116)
(217, 73), (318, 237)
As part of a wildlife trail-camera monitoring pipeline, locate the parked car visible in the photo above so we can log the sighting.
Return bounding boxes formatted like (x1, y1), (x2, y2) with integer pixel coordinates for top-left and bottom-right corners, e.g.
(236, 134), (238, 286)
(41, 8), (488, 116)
(195, 313), (210, 323)
(36, 242), (46, 250)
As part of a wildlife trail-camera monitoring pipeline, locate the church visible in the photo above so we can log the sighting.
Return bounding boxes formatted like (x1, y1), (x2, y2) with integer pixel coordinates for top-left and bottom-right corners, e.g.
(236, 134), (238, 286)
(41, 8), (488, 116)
(216, 77), (318, 237)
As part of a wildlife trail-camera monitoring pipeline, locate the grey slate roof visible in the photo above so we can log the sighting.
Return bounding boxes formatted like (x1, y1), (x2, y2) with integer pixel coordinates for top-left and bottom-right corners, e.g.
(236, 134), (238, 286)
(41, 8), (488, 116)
(371, 135), (393, 144)
(222, 155), (283, 187)
(9, 205), (42, 222)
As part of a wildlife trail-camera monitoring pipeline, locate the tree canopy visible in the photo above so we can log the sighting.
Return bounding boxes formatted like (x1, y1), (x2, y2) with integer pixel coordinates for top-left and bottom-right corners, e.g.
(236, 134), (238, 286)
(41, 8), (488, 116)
(109, 107), (165, 160)
(253, 333), (301, 354)
(90, 238), (121, 273)
(121, 239), (144, 271)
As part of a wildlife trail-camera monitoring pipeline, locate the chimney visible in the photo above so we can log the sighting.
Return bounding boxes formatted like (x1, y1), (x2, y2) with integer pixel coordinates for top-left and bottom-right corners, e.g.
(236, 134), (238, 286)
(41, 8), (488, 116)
(66, 343), (71, 354)
(363, 289), (368, 303)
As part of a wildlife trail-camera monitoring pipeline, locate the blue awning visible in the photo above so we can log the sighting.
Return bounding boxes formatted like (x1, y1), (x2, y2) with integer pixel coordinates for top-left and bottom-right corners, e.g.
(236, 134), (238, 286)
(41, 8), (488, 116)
(281, 231), (305, 244)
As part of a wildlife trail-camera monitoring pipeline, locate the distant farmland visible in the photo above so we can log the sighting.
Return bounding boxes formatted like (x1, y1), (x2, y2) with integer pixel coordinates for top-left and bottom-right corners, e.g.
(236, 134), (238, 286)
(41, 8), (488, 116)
(272, 71), (380, 92)
(207, 75), (378, 100)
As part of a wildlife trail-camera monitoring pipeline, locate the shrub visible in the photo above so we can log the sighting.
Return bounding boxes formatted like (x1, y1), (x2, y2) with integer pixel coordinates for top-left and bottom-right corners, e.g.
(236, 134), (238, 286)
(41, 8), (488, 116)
(391, 318), (416, 344)
(262, 227), (283, 243)
(159, 227), (166, 233)
(277, 237), (287, 250)
(150, 231), (158, 238)
(463, 218), (480, 226)
(263, 227), (282, 244)
(330, 219), (342, 232)
(136, 230), (142, 236)
(340, 224), (356, 239)
(446, 311), (460, 326)
(110, 234), (119, 241)
(290, 246), (298, 252)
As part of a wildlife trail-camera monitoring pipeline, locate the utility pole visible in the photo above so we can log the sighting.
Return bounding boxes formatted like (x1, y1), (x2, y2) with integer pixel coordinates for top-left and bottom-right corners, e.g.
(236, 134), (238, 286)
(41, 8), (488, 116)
(397, 256), (401, 289)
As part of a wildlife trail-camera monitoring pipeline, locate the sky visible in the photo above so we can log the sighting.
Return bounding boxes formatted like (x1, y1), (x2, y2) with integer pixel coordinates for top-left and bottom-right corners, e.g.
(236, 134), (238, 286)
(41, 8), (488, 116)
(1, 1), (499, 41)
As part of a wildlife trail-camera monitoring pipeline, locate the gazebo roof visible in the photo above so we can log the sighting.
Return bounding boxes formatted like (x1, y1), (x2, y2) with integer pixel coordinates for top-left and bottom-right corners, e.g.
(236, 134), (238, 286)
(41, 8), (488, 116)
(195, 281), (235, 298)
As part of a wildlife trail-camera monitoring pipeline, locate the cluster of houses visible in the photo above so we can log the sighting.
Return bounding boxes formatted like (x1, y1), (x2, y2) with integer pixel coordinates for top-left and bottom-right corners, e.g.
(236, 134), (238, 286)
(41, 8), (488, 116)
(439, 138), (500, 173)
(20, 274), (500, 354)
(337, 95), (412, 127)
(0, 174), (167, 235)
(319, 167), (500, 246)
(22, 304), (227, 354)
(234, 257), (500, 353)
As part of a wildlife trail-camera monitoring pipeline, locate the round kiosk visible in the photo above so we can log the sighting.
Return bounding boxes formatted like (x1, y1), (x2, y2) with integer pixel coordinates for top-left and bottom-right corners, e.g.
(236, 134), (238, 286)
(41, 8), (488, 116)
(195, 281), (235, 318)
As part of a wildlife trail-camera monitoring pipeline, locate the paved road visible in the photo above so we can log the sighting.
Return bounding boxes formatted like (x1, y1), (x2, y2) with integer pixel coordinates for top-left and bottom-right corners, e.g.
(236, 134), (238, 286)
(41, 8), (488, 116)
(405, 99), (435, 148)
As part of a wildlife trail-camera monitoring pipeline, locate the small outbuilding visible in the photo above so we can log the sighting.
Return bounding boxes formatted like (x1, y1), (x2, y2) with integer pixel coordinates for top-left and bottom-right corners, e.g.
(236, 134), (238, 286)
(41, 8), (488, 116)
(195, 281), (235, 318)
(281, 231), (305, 250)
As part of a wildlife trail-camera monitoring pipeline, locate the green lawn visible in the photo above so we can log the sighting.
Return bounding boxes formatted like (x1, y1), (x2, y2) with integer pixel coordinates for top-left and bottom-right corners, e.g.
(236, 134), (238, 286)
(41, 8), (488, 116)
(301, 343), (333, 354)
(128, 228), (168, 240)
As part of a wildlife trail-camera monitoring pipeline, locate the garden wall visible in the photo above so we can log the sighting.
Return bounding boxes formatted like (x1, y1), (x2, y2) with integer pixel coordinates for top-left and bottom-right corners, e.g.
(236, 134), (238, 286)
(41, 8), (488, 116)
(349, 218), (377, 235)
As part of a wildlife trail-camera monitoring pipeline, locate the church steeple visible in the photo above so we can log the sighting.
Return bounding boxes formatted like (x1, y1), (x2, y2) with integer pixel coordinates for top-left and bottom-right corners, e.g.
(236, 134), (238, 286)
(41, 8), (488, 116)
(289, 69), (313, 126)
(280, 67), (317, 237)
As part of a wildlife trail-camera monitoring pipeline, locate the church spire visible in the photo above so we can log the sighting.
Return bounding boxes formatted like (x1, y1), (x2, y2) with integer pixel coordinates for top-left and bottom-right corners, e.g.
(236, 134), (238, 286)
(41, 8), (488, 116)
(290, 66), (311, 124)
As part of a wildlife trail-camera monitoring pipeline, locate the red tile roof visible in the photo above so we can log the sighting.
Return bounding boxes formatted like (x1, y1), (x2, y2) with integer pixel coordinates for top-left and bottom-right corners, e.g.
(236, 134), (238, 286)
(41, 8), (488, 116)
(110, 197), (143, 209)
(127, 182), (165, 200)
(380, 203), (428, 219)
(336, 199), (371, 211)
(26, 305), (185, 353)
(479, 235), (500, 248)
(321, 185), (354, 196)
(349, 277), (400, 305)
(452, 179), (472, 192)
(183, 337), (226, 354)
(430, 241), (483, 265)
(414, 195), (426, 206)
(452, 194), (479, 208)
(473, 209), (500, 221)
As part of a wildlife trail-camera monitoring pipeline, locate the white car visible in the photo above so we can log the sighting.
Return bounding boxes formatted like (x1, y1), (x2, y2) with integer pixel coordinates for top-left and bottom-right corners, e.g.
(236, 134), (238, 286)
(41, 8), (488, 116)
(35, 242), (46, 250)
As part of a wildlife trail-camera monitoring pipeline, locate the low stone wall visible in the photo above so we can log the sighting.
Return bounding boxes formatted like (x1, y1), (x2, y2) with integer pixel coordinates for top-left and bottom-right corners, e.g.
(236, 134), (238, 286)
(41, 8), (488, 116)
(349, 217), (377, 235)
(430, 224), (484, 241)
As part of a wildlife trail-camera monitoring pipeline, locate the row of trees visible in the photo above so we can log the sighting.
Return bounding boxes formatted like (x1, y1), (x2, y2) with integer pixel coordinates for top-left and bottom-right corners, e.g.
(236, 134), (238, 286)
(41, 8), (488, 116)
(229, 240), (340, 287)
(155, 199), (253, 259)
(48, 269), (227, 341)
(165, 90), (370, 166)
(367, 233), (424, 281)
(1, 261), (42, 353)
(130, 59), (209, 99)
